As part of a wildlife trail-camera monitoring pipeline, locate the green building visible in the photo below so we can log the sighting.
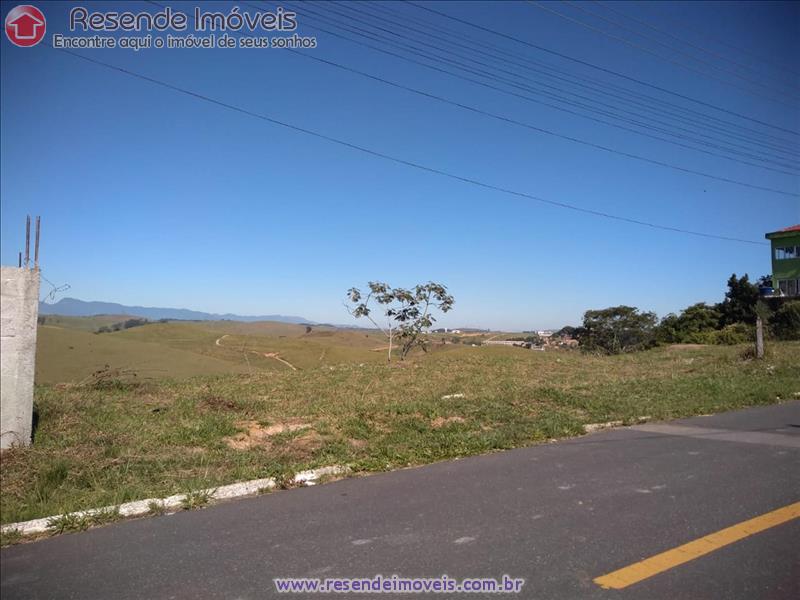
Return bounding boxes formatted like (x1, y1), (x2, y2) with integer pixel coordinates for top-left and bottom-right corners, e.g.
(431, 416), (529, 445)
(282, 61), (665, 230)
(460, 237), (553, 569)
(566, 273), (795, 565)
(765, 224), (800, 297)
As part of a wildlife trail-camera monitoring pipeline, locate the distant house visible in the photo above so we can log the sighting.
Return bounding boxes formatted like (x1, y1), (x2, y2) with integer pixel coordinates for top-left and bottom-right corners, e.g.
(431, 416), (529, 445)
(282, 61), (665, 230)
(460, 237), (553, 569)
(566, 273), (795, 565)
(765, 225), (800, 297)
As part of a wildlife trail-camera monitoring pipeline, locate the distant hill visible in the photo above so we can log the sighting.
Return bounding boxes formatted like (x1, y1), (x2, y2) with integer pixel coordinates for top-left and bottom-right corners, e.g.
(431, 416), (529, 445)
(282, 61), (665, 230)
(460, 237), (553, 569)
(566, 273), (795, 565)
(38, 297), (311, 324)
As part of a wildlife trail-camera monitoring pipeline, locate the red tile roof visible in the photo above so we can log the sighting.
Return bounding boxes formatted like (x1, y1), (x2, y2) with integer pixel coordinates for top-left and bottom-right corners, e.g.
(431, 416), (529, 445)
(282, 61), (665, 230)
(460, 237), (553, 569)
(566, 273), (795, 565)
(766, 224), (800, 238)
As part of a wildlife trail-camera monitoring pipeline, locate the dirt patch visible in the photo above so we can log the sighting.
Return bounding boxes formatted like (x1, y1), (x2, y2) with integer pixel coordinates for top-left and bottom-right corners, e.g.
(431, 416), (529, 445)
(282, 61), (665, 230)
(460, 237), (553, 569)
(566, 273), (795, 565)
(348, 438), (368, 449)
(183, 446), (207, 456)
(667, 344), (707, 351)
(224, 420), (312, 450)
(285, 431), (323, 460)
(431, 416), (466, 428)
(201, 395), (238, 411)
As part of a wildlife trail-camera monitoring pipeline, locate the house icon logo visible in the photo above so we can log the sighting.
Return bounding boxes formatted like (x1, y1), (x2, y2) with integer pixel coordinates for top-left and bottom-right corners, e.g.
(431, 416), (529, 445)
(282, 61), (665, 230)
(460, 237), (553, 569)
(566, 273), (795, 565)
(5, 5), (46, 47)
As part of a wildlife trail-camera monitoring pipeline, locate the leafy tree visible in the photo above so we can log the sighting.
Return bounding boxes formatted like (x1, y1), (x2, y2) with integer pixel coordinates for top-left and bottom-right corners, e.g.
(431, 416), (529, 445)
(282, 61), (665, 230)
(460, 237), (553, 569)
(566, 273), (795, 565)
(757, 274), (773, 288)
(656, 303), (722, 343)
(769, 301), (800, 340)
(577, 306), (658, 354)
(718, 273), (759, 325)
(347, 281), (454, 361)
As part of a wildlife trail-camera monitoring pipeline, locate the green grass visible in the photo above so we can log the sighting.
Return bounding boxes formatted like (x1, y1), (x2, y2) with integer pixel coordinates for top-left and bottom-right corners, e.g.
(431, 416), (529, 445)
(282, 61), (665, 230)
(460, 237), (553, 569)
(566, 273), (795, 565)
(38, 314), (136, 333)
(35, 325), (254, 384)
(3, 341), (798, 527)
(34, 319), (397, 383)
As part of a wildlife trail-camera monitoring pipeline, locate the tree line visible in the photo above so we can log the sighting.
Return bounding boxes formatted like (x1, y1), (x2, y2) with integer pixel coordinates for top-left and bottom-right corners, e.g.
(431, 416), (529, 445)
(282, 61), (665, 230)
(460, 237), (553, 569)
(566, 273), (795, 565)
(568, 274), (799, 355)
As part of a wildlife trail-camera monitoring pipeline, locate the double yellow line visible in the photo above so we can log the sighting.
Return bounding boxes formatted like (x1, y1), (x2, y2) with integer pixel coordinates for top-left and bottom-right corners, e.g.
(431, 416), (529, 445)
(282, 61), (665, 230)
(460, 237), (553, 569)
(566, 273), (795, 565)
(594, 501), (800, 590)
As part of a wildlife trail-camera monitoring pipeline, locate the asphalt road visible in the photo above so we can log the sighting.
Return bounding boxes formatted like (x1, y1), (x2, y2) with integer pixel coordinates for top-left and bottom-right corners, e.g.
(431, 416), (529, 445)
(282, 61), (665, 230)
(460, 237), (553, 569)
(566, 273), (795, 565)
(2, 402), (799, 599)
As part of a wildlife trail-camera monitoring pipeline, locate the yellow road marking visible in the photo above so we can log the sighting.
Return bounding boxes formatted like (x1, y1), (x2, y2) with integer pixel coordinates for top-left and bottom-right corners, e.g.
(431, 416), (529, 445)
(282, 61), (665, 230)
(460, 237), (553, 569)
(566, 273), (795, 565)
(594, 501), (800, 590)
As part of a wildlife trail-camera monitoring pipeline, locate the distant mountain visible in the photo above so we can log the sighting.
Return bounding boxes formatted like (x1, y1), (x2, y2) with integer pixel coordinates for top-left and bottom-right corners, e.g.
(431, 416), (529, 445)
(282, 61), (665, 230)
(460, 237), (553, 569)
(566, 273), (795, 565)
(38, 297), (311, 324)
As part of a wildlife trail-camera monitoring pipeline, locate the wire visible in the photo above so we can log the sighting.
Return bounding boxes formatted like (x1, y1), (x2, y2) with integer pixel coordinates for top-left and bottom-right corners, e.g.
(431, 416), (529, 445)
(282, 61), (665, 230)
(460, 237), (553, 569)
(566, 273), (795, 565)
(355, 0), (799, 158)
(45, 44), (769, 246)
(282, 47), (797, 198)
(592, 0), (800, 96)
(325, 0), (797, 165)
(405, 1), (800, 138)
(563, 1), (800, 101)
(661, 5), (800, 79)
(273, 1), (798, 174)
(39, 273), (71, 303)
(529, 1), (799, 108)
(321, 0), (799, 165)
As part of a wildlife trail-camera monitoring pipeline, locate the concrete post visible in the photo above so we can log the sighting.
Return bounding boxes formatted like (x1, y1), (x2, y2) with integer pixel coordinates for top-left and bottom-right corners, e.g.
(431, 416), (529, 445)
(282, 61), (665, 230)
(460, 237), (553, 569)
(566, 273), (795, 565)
(1, 266), (40, 449)
(755, 316), (765, 360)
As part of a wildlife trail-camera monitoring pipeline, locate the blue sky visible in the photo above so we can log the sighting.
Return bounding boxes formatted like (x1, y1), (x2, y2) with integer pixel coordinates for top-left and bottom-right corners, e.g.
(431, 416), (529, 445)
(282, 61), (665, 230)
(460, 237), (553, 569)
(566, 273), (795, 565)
(1, 0), (798, 330)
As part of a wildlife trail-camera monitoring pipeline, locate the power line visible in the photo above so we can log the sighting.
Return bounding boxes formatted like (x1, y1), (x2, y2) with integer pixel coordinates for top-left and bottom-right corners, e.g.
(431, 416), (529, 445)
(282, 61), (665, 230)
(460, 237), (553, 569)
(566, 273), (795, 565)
(357, 0), (799, 158)
(326, 0), (799, 164)
(280, 45), (798, 198)
(592, 0), (800, 97)
(529, 0), (799, 108)
(406, 1), (800, 138)
(275, 1), (798, 174)
(662, 5), (800, 79)
(560, 1), (800, 102)
(46, 44), (769, 247)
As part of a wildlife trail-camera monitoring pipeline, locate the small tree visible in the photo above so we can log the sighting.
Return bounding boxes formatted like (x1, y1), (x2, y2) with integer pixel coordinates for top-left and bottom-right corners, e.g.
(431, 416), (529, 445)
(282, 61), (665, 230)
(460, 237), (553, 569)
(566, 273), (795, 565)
(347, 281), (454, 361)
(718, 273), (759, 325)
(577, 305), (658, 354)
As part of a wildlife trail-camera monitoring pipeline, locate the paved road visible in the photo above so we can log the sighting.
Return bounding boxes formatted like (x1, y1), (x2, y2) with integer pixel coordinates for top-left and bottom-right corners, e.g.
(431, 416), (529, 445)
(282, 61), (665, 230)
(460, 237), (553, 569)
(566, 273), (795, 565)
(3, 402), (799, 599)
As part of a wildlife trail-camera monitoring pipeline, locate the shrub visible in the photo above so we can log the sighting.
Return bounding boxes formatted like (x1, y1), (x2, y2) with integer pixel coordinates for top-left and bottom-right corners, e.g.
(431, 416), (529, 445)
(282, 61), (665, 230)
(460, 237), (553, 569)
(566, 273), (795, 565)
(703, 323), (753, 345)
(769, 301), (800, 341)
(656, 303), (722, 343)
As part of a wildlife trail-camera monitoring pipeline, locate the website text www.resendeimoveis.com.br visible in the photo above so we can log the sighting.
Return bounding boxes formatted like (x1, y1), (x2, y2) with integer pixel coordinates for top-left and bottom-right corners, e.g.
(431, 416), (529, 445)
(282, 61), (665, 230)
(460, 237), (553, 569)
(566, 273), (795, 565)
(274, 574), (526, 594)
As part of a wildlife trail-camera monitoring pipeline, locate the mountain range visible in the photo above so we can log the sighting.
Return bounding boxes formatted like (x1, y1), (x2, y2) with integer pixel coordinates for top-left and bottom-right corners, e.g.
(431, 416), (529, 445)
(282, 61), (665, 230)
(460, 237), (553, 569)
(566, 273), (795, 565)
(38, 297), (311, 324)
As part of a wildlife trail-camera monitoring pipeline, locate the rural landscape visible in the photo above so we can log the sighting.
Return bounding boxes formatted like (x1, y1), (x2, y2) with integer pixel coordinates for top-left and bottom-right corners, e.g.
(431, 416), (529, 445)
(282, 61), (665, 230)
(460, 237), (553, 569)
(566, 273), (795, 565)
(2, 1), (798, 598)
(2, 272), (798, 538)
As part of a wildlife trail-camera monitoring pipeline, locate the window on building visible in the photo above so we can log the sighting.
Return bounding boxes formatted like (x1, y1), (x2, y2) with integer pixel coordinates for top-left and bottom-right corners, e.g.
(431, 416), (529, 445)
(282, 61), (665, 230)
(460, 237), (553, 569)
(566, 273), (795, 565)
(775, 246), (799, 260)
(778, 279), (800, 296)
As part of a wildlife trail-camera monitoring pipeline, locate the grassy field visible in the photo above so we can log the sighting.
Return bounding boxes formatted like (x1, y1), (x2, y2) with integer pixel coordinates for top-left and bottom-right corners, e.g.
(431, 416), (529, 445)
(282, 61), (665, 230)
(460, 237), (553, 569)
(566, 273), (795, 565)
(34, 319), (399, 383)
(3, 337), (798, 528)
(38, 314), (134, 332)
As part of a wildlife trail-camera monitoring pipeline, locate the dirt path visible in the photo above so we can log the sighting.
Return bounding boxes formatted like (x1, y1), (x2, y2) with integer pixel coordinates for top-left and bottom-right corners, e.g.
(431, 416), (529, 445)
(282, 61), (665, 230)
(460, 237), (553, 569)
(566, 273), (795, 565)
(262, 352), (297, 371)
(214, 334), (297, 370)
